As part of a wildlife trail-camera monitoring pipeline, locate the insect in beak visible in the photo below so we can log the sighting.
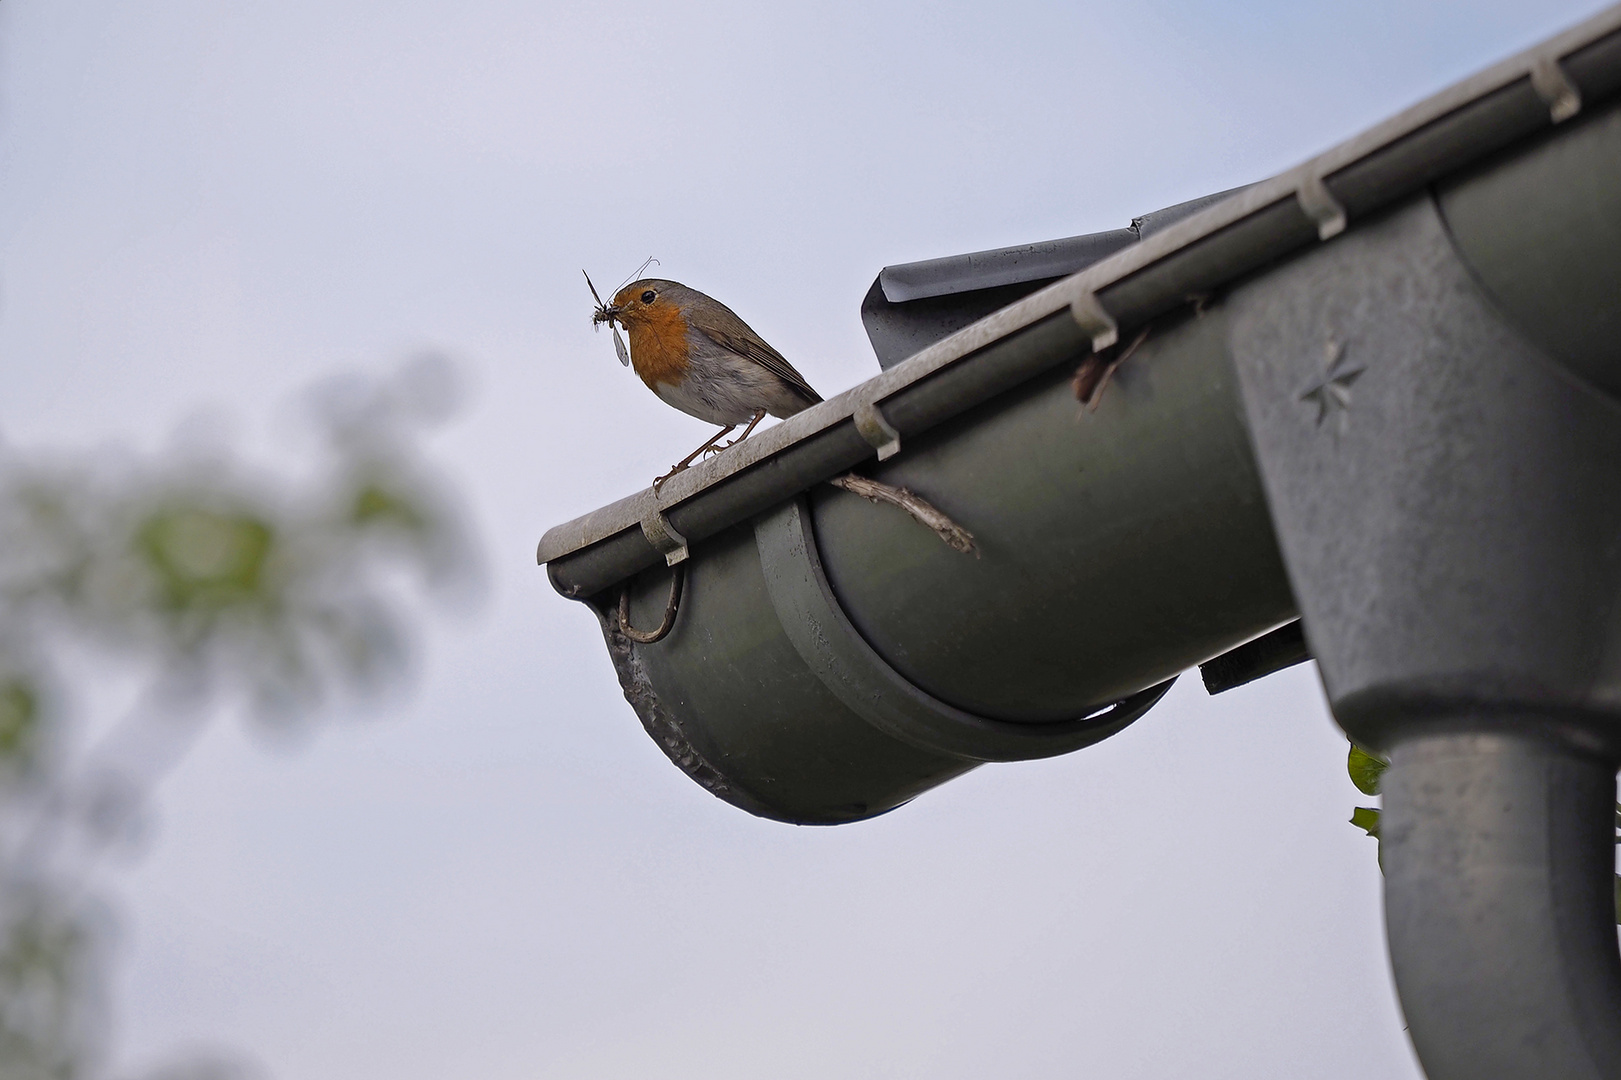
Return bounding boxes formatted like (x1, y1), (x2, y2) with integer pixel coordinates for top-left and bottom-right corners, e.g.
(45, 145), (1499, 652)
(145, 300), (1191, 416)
(583, 270), (630, 367)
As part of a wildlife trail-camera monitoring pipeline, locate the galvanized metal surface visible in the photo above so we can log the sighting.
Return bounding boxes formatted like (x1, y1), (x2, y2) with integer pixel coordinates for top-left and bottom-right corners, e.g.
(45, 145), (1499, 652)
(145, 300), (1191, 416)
(810, 306), (1292, 722)
(1383, 732), (1621, 1080)
(1439, 102), (1621, 400)
(756, 497), (1175, 760)
(1227, 191), (1621, 1078)
(1229, 194), (1621, 743)
(857, 277), (1083, 376)
(874, 227), (1137, 306)
(605, 523), (977, 824)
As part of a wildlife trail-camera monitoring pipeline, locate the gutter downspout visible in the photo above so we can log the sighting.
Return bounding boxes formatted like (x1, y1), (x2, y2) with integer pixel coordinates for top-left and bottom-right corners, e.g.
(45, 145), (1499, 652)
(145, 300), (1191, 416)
(1228, 108), (1621, 1074)
(1383, 731), (1621, 1079)
(1368, 96), (1621, 1080)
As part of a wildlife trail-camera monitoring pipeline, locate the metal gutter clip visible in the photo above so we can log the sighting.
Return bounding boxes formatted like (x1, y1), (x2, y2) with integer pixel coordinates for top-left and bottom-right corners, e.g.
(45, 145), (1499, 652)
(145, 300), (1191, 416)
(1296, 174), (1348, 241)
(852, 401), (902, 461)
(1068, 292), (1120, 352)
(1531, 56), (1583, 123)
(639, 500), (690, 566)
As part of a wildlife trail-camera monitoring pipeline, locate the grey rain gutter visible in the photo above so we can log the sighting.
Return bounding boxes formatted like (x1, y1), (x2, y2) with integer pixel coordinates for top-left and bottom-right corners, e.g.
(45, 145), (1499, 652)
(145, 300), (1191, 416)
(539, 13), (1621, 597)
(540, 7), (1621, 1077)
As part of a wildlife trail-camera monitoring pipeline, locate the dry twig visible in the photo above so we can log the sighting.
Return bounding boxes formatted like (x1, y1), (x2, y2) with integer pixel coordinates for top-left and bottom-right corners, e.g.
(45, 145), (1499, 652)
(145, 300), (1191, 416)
(1073, 326), (1151, 409)
(826, 473), (978, 557)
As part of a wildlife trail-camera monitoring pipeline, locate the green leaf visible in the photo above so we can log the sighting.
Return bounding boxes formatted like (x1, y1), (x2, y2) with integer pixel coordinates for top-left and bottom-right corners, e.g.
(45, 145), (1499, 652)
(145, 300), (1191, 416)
(1350, 806), (1381, 838)
(1349, 744), (1388, 796)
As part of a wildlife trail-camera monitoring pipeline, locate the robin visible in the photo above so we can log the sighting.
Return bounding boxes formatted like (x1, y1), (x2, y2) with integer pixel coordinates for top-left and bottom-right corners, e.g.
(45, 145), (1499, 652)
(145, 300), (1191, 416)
(589, 276), (823, 486)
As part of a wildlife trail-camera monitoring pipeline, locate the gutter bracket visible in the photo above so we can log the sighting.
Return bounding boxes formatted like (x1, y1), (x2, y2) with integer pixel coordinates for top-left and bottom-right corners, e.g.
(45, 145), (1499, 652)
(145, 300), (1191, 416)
(1531, 56), (1582, 123)
(1297, 174), (1348, 241)
(639, 502), (690, 566)
(1069, 292), (1120, 352)
(852, 401), (902, 461)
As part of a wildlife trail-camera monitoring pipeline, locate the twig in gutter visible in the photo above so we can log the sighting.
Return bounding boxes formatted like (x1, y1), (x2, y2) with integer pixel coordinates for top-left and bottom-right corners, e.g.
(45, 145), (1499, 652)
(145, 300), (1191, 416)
(1073, 326), (1151, 409)
(826, 473), (979, 557)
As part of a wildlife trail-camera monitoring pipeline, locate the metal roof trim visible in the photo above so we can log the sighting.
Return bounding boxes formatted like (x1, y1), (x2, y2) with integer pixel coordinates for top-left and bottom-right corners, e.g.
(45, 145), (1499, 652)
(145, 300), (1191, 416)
(538, 3), (1621, 580)
(872, 186), (1260, 307)
(877, 229), (1139, 304)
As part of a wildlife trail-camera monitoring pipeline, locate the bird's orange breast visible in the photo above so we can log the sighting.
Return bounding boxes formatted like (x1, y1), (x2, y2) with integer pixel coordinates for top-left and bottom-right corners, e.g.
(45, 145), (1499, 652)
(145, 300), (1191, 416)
(624, 304), (691, 390)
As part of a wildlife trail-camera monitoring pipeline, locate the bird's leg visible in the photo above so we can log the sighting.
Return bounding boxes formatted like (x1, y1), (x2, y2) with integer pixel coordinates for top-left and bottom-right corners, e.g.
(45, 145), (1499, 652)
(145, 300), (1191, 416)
(723, 409), (767, 447)
(683, 424), (737, 465)
(653, 425), (736, 489)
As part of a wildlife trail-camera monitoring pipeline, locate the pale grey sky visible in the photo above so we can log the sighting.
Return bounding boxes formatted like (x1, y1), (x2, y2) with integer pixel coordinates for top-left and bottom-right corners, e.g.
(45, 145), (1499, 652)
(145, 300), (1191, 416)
(1, 2), (1609, 1077)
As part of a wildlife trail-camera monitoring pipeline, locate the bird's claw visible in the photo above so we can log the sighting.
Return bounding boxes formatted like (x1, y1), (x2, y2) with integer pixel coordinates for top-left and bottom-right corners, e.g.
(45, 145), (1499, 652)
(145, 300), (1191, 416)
(652, 463), (688, 491)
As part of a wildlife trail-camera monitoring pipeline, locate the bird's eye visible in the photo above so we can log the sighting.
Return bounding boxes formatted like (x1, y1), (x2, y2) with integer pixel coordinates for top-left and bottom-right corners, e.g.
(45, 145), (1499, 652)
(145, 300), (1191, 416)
(640, 290), (656, 304)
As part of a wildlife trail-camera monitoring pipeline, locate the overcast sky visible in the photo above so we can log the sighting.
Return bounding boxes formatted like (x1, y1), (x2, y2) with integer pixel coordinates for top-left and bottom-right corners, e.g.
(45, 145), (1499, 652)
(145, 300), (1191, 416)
(1, 2), (1611, 1078)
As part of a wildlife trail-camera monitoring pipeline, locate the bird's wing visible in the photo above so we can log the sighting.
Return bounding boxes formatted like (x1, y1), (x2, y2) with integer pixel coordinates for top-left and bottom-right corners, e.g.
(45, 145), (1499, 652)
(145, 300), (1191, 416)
(686, 304), (823, 404)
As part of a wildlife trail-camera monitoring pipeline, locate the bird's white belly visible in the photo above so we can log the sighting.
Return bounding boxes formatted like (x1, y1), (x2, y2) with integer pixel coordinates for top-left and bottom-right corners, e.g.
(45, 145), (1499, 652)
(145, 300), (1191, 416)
(651, 335), (794, 426)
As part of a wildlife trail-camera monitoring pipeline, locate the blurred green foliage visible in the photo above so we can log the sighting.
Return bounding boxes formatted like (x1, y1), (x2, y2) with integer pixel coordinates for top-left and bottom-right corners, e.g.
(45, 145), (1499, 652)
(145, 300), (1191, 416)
(138, 508), (275, 617)
(0, 358), (476, 1080)
(0, 884), (99, 1080)
(0, 682), (39, 772)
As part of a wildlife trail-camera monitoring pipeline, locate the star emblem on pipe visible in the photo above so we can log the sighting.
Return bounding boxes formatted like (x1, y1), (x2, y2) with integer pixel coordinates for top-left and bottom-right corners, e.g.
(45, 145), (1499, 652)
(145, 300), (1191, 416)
(1298, 340), (1365, 428)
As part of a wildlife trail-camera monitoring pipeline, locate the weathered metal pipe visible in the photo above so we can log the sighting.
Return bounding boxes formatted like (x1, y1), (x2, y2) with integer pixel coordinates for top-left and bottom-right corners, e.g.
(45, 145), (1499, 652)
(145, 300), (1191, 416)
(1382, 731), (1621, 1080)
(1371, 99), (1621, 1080)
(1229, 96), (1621, 1077)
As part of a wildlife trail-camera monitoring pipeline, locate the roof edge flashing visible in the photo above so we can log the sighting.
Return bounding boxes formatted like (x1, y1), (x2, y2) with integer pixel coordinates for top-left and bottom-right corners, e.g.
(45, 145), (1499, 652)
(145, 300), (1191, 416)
(877, 229), (1138, 304)
(873, 185), (1259, 308)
